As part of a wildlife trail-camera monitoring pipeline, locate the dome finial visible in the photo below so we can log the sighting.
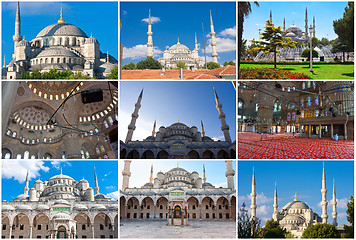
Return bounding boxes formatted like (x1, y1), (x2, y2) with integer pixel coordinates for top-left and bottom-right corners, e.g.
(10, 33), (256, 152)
(177, 37), (180, 44)
(294, 192), (298, 201)
(3, 55), (6, 67)
(107, 51), (109, 63)
(60, 167), (62, 175)
(58, 5), (65, 23)
(177, 162), (179, 168)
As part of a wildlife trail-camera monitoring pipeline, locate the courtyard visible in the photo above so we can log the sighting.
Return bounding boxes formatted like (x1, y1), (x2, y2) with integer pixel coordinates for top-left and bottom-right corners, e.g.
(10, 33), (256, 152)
(120, 220), (236, 238)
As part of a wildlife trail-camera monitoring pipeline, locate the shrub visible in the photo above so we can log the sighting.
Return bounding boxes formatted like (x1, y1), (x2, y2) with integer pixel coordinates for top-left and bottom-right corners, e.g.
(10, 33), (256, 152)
(239, 68), (309, 79)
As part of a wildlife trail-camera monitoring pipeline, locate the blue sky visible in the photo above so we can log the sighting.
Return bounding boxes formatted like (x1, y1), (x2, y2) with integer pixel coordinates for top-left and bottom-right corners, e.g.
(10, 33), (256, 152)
(2, 1), (118, 66)
(2, 160), (118, 201)
(243, 1), (348, 45)
(120, 160), (236, 190)
(238, 161), (354, 226)
(120, 81), (236, 142)
(120, 1), (236, 65)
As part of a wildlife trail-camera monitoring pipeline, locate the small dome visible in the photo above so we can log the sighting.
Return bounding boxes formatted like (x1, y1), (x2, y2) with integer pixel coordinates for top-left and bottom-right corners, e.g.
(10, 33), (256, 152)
(108, 205), (118, 210)
(36, 23), (88, 38)
(157, 171), (164, 175)
(35, 179), (43, 183)
(200, 190), (212, 195)
(158, 190), (169, 195)
(202, 136), (212, 141)
(171, 187), (184, 191)
(213, 189), (225, 195)
(80, 178), (89, 183)
(53, 199), (70, 205)
(144, 143), (156, 149)
(282, 200), (310, 210)
(286, 32), (296, 37)
(17, 39), (30, 47)
(73, 204), (88, 211)
(36, 48), (79, 58)
(95, 194), (108, 200)
(169, 167), (188, 172)
(16, 205), (32, 210)
(145, 136), (155, 141)
(144, 182), (153, 187)
(191, 126), (197, 129)
(186, 190), (197, 195)
(144, 190), (156, 195)
(187, 143), (198, 148)
(52, 212), (70, 220)
(15, 194), (29, 201)
(2, 205), (15, 211)
(202, 182), (213, 187)
(91, 204), (107, 210)
(191, 171), (199, 174)
(133, 143), (144, 148)
(35, 204), (50, 210)
(85, 36), (98, 44)
(131, 190), (143, 195)
(159, 143), (170, 148)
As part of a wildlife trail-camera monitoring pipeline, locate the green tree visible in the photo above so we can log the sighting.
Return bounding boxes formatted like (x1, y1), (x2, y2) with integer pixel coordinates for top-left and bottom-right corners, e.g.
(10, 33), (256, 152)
(301, 49), (319, 60)
(122, 62), (136, 70)
(331, 37), (353, 62)
(256, 219), (287, 238)
(343, 195), (354, 238)
(320, 37), (330, 46)
(240, 39), (248, 57)
(302, 223), (340, 238)
(333, 2), (354, 49)
(31, 68), (42, 79)
(238, 202), (260, 238)
(107, 65), (118, 79)
(205, 62), (221, 70)
(250, 20), (296, 69)
(136, 57), (161, 69)
(176, 61), (187, 69)
(223, 60), (236, 66)
(311, 37), (319, 48)
(238, 2), (259, 70)
(20, 70), (30, 79)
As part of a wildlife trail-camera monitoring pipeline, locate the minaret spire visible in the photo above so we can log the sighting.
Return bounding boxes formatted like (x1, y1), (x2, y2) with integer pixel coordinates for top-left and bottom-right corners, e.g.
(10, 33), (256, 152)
(60, 167), (62, 175)
(321, 162), (328, 223)
(3, 55), (6, 67)
(213, 87), (232, 143)
(224, 160), (235, 190)
(94, 166), (99, 195)
(201, 120), (205, 137)
(106, 51), (109, 63)
(270, 9), (272, 23)
(332, 179), (338, 226)
(24, 170), (29, 195)
(13, 1), (22, 56)
(273, 182), (278, 221)
(209, 10), (218, 63)
(283, 17), (285, 31)
(125, 89), (143, 143)
(146, 9), (154, 58)
(305, 7), (308, 38)
(58, 5), (65, 23)
(250, 166), (257, 221)
(149, 164), (153, 183)
(152, 120), (156, 137)
(202, 163), (206, 183)
(194, 32), (198, 50)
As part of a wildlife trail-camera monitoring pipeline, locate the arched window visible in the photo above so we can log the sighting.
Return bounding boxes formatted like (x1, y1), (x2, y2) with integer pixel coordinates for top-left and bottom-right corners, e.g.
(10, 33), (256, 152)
(85, 151), (90, 159)
(287, 113), (291, 121)
(316, 110), (319, 117)
(23, 151), (29, 160)
(95, 147), (100, 155)
(300, 98), (304, 107)
(16, 154), (22, 159)
(255, 102), (259, 112)
(238, 99), (244, 109)
(292, 112), (296, 121)
(2, 148), (12, 159)
(100, 145), (105, 153)
(81, 150), (85, 159)
(315, 95), (319, 106)
(108, 116), (113, 125)
(307, 81), (311, 88)
(104, 120), (109, 128)
(44, 153), (52, 159)
(307, 96), (311, 107)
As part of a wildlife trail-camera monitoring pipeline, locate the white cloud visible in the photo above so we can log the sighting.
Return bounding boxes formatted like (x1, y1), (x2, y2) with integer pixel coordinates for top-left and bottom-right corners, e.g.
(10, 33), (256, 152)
(123, 45), (163, 60)
(104, 171), (112, 177)
(338, 212), (347, 220)
(212, 182), (227, 188)
(212, 136), (224, 141)
(327, 197), (348, 209)
(239, 192), (273, 205)
(205, 37), (236, 54)
(106, 190), (119, 200)
(256, 23), (262, 26)
(218, 26), (236, 38)
(2, 160), (50, 183)
(141, 16), (161, 24)
(122, 10), (128, 16)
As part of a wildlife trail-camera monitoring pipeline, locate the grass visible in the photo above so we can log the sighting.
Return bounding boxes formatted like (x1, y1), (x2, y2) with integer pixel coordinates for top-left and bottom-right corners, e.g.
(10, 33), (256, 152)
(240, 63), (354, 79)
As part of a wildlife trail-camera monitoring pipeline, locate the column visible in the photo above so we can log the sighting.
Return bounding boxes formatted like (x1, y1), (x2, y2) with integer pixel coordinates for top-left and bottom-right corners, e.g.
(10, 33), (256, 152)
(199, 204), (202, 220)
(138, 205), (142, 219)
(9, 225), (13, 239)
(229, 204), (232, 220)
(214, 205), (218, 220)
(331, 124), (334, 139)
(154, 204), (157, 220)
(91, 225), (95, 239)
(63, 134), (81, 159)
(29, 225), (33, 238)
(319, 124), (322, 138)
(308, 125), (311, 137)
(124, 204), (127, 219)
(2, 82), (19, 138)
(344, 123), (347, 140)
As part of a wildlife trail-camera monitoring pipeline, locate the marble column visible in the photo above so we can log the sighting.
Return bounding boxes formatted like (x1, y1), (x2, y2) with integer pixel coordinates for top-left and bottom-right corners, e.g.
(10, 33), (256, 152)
(319, 124), (322, 138)
(9, 225), (13, 239)
(138, 205), (142, 219)
(344, 123), (347, 140)
(63, 134), (81, 159)
(229, 204), (232, 220)
(154, 205), (157, 219)
(308, 125), (311, 137)
(29, 225), (33, 238)
(199, 204), (202, 220)
(331, 124), (334, 139)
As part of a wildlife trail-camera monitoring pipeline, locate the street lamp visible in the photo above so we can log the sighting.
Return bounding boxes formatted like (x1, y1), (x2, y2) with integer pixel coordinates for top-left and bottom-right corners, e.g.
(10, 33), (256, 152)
(309, 24), (314, 73)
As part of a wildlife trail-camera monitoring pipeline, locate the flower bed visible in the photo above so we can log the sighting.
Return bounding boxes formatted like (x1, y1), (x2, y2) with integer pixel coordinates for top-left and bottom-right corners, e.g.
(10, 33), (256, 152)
(239, 68), (309, 79)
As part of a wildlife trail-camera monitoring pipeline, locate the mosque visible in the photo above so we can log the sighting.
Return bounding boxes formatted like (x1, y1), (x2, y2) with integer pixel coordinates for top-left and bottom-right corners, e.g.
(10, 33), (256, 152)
(249, 163), (338, 238)
(238, 81), (354, 159)
(146, 9), (218, 70)
(1, 167), (118, 238)
(120, 161), (236, 223)
(120, 88), (236, 159)
(2, 81), (118, 159)
(2, 2), (118, 79)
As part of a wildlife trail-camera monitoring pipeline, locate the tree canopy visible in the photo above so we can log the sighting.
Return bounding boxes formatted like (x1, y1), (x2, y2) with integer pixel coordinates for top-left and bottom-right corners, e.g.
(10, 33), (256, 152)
(238, 202), (261, 238)
(176, 61), (187, 69)
(20, 68), (91, 79)
(333, 2), (354, 49)
(342, 195), (354, 238)
(256, 219), (287, 238)
(223, 60), (236, 66)
(122, 62), (136, 70)
(302, 223), (340, 238)
(107, 65), (118, 79)
(301, 49), (319, 59)
(205, 62), (221, 70)
(136, 57), (162, 69)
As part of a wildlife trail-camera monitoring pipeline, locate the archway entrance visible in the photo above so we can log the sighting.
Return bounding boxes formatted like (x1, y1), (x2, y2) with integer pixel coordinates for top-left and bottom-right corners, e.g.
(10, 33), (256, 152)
(174, 205), (182, 218)
(57, 226), (66, 238)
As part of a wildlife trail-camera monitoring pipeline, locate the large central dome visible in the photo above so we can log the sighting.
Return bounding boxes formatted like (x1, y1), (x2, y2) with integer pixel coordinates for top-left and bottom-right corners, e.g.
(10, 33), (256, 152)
(36, 23), (88, 38)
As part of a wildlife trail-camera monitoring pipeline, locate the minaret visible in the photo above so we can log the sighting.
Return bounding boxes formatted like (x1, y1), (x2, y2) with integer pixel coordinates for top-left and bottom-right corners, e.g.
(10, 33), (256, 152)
(305, 7), (308, 37)
(13, 1), (22, 60)
(283, 17), (285, 31)
(209, 10), (218, 63)
(321, 162), (328, 223)
(147, 9), (154, 58)
(313, 16), (316, 38)
(201, 120), (205, 137)
(214, 87), (232, 143)
(149, 164), (154, 183)
(273, 182), (278, 221)
(24, 170), (29, 195)
(3, 55), (6, 67)
(151, 120), (156, 137)
(94, 166), (99, 195)
(122, 160), (132, 190)
(332, 179), (338, 226)
(125, 89), (143, 143)
(58, 5), (65, 23)
(194, 32), (198, 50)
(107, 51), (109, 63)
(250, 167), (257, 221)
(225, 160), (235, 190)
(202, 163), (207, 183)
(270, 9), (272, 23)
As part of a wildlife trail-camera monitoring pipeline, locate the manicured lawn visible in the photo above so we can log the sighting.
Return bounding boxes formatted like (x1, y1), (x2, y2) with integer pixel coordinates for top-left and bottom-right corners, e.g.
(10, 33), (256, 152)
(240, 63), (354, 79)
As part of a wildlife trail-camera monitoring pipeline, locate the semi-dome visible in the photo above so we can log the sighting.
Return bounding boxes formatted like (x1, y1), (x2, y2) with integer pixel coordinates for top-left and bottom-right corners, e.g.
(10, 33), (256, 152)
(35, 204), (50, 210)
(144, 182), (153, 187)
(91, 204), (107, 210)
(52, 212), (70, 220)
(53, 199), (70, 205)
(15, 194), (29, 201)
(36, 23), (88, 38)
(169, 43), (190, 51)
(73, 204), (88, 211)
(36, 48), (80, 58)
(202, 182), (213, 187)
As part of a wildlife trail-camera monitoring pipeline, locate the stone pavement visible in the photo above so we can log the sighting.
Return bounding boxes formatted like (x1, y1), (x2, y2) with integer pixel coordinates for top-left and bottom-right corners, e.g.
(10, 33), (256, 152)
(120, 219), (236, 238)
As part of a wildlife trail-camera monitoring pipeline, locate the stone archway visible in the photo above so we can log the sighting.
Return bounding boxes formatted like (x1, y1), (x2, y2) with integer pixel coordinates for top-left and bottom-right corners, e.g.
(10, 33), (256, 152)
(230, 149), (236, 159)
(217, 196), (229, 219)
(141, 197), (154, 219)
(156, 197), (169, 219)
(202, 150), (215, 159)
(74, 213), (91, 238)
(127, 197), (139, 219)
(127, 150), (139, 159)
(32, 213), (50, 238)
(120, 196), (126, 219)
(13, 213), (30, 238)
(1, 214), (10, 238)
(93, 213), (113, 238)
(201, 197), (215, 219)
(114, 215), (118, 238)
(187, 150), (200, 159)
(217, 150), (229, 159)
(231, 196), (236, 220)
(157, 150), (169, 159)
(120, 148), (127, 158)
(187, 196), (199, 219)
(142, 150), (154, 159)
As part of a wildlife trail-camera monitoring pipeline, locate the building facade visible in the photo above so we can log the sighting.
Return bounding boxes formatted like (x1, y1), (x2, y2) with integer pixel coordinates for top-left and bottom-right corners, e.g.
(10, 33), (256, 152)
(238, 81), (354, 139)
(120, 161), (236, 222)
(2, 3), (117, 79)
(1, 168), (118, 239)
(120, 88), (236, 159)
